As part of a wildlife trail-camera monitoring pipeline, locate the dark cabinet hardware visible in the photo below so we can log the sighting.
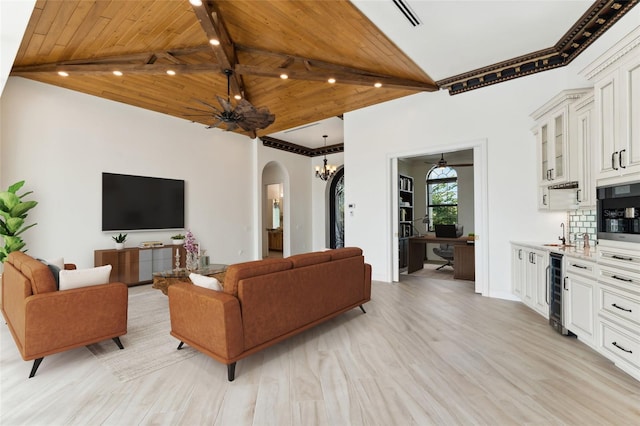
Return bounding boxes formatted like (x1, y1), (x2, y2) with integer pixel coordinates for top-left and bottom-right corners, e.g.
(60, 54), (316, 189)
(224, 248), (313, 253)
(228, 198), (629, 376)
(612, 275), (633, 283)
(612, 255), (633, 261)
(619, 149), (626, 168)
(571, 264), (587, 269)
(612, 303), (632, 313)
(612, 341), (633, 354)
(612, 151), (619, 170)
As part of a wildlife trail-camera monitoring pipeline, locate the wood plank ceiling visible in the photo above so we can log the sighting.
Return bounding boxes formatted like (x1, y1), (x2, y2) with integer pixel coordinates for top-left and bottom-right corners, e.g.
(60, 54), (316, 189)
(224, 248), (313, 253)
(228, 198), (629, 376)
(10, 0), (436, 139)
(9, 0), (638, 149)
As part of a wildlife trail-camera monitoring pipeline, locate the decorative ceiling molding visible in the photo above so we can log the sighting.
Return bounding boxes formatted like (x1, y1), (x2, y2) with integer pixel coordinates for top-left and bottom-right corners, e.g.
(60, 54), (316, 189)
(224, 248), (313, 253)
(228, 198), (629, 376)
(261, 136), (344, 157)
(437, 0), (639, 95)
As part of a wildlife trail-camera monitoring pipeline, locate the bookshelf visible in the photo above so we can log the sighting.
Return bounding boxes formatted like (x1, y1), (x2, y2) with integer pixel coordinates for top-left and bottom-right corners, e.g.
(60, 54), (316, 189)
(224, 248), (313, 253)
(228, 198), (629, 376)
(399, 174), (414, 269)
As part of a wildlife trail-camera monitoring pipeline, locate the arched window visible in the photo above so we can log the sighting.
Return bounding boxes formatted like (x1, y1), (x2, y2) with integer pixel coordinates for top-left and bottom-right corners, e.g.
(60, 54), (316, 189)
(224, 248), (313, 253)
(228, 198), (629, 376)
(426, 166), (458, 231)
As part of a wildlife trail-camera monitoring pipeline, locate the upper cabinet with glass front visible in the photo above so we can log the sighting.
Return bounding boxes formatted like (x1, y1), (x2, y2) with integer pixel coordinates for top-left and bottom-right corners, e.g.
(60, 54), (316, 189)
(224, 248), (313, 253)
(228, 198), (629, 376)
(532, 89), (592, 187)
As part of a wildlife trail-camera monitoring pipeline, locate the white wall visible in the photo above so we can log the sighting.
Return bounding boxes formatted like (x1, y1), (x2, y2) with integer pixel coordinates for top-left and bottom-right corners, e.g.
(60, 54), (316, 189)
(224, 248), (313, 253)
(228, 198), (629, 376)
(1, 77), (257, 268)
(344, 16), (640, 297)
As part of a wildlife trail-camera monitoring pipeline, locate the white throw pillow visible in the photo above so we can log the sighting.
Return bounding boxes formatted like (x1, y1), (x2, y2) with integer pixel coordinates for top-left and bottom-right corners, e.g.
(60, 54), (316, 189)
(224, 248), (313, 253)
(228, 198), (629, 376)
(59, 265), (112, 290)
(189, 273), (222, 291)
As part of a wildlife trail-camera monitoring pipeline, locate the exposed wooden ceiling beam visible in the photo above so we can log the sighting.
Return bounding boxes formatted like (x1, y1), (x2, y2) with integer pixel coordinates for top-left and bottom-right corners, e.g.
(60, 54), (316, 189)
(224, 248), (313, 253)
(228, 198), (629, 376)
(11, 48), (436, 91)
(191, 0), (243, 97)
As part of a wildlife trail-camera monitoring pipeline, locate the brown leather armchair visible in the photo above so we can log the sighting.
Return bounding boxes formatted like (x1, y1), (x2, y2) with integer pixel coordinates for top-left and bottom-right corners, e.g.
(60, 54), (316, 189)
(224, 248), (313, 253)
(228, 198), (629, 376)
(1, 251), (128, 377)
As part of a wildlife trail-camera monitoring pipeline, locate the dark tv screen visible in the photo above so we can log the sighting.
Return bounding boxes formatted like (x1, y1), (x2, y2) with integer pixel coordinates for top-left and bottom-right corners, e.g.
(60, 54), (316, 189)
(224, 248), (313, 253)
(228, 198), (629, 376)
(102, 173), (185, 231)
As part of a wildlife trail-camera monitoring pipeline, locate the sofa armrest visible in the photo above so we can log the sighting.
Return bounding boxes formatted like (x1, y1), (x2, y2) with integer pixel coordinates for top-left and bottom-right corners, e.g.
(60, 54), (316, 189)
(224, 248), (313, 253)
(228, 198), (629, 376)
(168, 283), (244, 361)
(364, 263), (372, 301)
(23, 282), (128, 358)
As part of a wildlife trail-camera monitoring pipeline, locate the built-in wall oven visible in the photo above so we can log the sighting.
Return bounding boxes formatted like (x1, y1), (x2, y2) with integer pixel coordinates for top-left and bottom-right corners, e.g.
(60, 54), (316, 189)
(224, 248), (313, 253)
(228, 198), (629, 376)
(548, 252), (569, 335)
(597, 181), (640, 243)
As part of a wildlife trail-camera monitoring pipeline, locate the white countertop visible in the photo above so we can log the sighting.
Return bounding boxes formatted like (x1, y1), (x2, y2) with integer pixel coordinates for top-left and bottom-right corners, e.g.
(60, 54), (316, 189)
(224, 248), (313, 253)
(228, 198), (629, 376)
(511, 241), (597, 261)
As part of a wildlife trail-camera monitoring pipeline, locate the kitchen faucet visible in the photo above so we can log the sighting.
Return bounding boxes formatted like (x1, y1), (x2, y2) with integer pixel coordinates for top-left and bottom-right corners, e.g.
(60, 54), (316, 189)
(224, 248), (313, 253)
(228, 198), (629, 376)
(559, 223), (566, 245)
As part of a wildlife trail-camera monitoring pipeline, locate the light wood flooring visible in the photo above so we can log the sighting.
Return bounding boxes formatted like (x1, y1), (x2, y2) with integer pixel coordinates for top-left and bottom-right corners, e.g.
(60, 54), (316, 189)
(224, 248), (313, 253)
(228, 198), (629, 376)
(2, 264), (639, 425)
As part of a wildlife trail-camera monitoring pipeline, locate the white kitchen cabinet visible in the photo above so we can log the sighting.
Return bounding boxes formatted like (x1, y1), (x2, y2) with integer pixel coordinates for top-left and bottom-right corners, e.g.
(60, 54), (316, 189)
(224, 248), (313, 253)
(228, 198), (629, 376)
(531, 89), (592, 210)
(564, 257), (597, 349)
(596, 241), (640, 381)
(583, 26), (640, 184)
(511, 244), (549, 318)
(573, 95), (596, 207)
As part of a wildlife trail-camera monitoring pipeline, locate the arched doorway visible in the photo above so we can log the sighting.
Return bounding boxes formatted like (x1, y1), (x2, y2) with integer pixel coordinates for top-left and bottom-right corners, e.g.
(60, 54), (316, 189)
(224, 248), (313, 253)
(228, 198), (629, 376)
(329, 167), (344, 248)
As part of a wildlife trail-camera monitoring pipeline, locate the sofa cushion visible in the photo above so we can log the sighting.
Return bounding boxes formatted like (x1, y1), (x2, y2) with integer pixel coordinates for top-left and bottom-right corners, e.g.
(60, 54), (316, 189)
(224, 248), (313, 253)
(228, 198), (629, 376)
(58, 265), (112, 290)
(223, 258), (292, 296)
(329, 247), (363, 261)
(7, 251), (57, 294)
(288, 252), (332, 268)
(37, 257), (65, 290)
(190, 272), (222, 291)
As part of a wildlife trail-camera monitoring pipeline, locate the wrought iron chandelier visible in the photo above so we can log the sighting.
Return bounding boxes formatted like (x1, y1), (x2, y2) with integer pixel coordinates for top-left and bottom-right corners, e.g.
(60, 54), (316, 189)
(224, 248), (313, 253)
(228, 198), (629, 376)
(315, 135), (337, 181)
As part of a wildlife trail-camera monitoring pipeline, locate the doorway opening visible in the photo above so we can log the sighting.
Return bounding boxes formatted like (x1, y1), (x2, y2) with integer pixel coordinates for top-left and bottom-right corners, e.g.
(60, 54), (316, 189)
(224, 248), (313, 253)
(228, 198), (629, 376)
(262, 161), (287, 259)
(391, 140), (488, 295)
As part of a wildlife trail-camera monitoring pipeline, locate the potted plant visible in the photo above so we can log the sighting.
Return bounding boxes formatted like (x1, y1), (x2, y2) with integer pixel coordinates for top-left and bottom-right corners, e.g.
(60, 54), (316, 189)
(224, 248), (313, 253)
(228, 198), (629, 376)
(0, 181), (38, 262)
(171, 234), (185, 245)
(112, 233), (127, 250)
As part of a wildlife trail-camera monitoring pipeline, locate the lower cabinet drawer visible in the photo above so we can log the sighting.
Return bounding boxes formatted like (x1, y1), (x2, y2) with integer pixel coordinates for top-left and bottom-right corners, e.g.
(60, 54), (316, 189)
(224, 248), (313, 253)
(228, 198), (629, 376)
(600, 286), (640, 326)
(600, 320), (640, 367)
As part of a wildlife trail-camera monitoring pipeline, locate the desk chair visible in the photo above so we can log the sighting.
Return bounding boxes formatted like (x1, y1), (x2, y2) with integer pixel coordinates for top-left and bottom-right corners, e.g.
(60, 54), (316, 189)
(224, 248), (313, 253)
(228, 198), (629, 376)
(433, 244), (454, 270)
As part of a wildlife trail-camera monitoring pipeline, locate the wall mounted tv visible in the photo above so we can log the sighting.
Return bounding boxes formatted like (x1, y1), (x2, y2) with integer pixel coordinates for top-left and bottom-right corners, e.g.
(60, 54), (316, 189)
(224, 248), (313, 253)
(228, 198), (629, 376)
(102, 172), (185, 231)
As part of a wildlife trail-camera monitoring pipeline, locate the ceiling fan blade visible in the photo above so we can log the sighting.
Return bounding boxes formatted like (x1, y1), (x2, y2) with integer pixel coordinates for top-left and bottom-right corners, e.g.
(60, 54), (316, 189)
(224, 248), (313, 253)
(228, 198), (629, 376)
(216, 95), (233, 112)
(448, 163), (474, 167)
(224, 121), (239, 132)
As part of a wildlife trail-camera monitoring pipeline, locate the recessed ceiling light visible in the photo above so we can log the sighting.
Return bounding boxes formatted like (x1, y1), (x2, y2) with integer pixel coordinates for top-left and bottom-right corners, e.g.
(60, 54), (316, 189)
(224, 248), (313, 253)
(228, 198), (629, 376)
(280, 74), (288, 79)
(209, 39), (220, 46)
(166, 70), (176, 76)
(189, 0), (203, 6)
(328, 78), (336, 84)
(374, 82), (382, 88)
(234, 94), (241, 100)
(113, 70), (123, 76)
(58, 71), (69, 77)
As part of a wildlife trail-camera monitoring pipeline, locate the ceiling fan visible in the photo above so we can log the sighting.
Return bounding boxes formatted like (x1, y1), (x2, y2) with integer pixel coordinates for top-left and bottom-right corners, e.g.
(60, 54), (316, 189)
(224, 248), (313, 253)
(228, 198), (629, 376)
(186, 69), (275, 138)
(429, 153), (473, 168)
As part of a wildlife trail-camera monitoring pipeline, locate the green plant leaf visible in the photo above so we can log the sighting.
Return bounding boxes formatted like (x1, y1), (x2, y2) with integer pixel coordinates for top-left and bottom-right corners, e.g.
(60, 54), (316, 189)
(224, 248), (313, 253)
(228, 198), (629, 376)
(0, 219), (8, 235)
(0, 192), (20, 211)
(7, 181), (25, 194)
(6, 217), (24, 234)
(15, 222), (37, 236)
(19, 190), (34, 199)
(10, 200), (37, 218)
(3, 235), (25, 252)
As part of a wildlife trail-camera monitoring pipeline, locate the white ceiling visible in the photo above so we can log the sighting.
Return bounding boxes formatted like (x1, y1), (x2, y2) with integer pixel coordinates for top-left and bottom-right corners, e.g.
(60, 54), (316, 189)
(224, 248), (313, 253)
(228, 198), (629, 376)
(268, 0), (595, 149)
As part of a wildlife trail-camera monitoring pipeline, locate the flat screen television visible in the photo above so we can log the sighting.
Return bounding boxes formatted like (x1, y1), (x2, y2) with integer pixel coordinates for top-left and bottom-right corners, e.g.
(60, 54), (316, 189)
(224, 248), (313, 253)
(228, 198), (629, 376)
(102, 172), (185, 231)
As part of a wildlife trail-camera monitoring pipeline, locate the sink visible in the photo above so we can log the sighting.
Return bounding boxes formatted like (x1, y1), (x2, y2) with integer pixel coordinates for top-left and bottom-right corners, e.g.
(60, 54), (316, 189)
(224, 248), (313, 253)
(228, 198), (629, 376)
(543, 243), (575, 247)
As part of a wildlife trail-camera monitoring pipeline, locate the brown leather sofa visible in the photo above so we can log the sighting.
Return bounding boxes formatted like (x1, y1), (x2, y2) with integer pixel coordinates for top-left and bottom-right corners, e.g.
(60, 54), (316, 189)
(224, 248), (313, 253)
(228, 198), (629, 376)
(168, 247), (371, 381)
(1, 252), (128, 377)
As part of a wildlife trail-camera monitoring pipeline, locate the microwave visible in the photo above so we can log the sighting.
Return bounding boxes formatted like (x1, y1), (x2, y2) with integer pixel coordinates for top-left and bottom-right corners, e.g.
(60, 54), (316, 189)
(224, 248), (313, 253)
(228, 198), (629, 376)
(597, 181), (640, 243)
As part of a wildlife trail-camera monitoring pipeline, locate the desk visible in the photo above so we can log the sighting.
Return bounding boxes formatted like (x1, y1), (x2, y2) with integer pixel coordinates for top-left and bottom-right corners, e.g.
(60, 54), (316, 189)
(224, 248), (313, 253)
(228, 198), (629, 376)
(408, 236), (474, 276)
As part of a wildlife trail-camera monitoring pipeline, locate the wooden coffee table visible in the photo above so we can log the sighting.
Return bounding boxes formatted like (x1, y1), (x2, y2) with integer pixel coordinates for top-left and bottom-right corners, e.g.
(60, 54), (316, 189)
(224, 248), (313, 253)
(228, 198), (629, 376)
(152, 264), (227, 295)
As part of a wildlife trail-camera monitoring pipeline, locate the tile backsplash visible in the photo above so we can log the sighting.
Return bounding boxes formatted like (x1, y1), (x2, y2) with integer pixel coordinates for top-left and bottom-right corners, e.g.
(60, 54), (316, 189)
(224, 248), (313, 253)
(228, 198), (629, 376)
(568, 209), (597, 247)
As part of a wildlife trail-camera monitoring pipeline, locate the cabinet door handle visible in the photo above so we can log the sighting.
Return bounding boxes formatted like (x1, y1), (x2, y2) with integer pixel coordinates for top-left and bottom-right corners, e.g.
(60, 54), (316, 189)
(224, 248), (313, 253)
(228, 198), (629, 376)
(612, 275), (633, 283)
(571, 264), (587, 269)
(612, 341), (633, 354)
(612, 151), (619, 170)
(563, 276), (568, 291)
(549, 168), (554, 180)
(612, 255), (633, 261)
(619, 149), (626, 169)
(518, 249), (522, 260)
(543, 194), (547, 206)
(612, 303), (632, 313)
